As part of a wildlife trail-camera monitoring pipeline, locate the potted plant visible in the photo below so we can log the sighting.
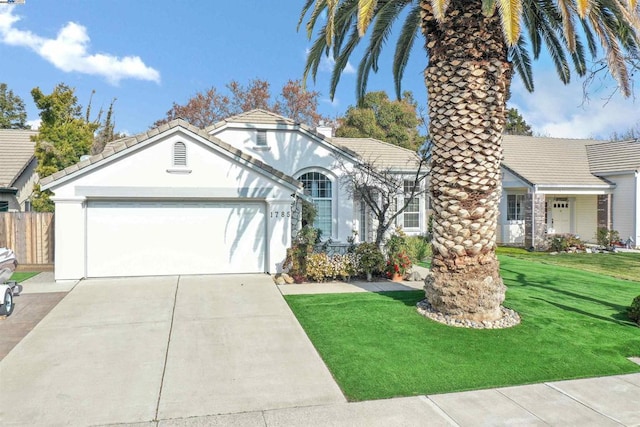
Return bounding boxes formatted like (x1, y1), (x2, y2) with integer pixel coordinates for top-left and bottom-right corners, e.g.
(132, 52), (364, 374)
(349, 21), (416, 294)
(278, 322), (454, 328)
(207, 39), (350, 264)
(355, 242), (384, 281)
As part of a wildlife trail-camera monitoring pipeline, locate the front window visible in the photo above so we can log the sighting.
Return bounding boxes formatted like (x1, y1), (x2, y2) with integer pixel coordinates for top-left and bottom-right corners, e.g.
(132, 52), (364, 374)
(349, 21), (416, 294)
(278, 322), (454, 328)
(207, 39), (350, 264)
(403, 180), (420, 229)
(0, 201), (8, 212)
(299, 172), (332, 239)
(507, 194), (525, 221)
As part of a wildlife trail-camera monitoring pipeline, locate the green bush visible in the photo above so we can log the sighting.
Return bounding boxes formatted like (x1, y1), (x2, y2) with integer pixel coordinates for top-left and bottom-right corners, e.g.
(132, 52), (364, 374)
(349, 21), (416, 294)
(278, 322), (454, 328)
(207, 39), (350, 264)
(596, 227), (621, 247)
(355, 242), (385, 275)
(629, 295), (640, 325)
(406, 235), (432, 263)
(547, 234), (584, 252)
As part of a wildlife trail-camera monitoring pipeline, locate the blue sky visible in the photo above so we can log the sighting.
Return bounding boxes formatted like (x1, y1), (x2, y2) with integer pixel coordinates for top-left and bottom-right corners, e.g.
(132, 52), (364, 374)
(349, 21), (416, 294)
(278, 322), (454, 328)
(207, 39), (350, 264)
(1, 1), (638, 139)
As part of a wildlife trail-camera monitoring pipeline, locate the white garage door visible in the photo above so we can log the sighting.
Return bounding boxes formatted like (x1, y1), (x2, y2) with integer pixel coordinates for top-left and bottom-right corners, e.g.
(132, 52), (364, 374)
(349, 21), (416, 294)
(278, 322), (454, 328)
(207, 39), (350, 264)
(86, 200), (267, 277)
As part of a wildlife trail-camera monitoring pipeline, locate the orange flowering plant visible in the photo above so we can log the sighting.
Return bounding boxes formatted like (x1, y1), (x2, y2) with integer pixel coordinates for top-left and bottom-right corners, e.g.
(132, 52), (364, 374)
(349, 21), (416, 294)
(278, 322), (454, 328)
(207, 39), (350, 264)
(384, 227), (412, 277)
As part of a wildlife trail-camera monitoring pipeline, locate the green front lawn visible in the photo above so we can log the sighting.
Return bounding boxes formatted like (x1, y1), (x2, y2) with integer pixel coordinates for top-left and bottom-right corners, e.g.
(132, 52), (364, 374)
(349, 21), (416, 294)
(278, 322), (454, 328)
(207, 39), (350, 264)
(286, 256), (640, 401)
(9, 272), (39, 282)
(496, 246), (640, 282)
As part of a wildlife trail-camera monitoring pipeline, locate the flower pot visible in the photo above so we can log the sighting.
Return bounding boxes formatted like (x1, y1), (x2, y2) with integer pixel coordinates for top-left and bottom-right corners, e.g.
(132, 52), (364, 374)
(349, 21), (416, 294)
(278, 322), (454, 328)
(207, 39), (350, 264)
(391, 273), (403, 282)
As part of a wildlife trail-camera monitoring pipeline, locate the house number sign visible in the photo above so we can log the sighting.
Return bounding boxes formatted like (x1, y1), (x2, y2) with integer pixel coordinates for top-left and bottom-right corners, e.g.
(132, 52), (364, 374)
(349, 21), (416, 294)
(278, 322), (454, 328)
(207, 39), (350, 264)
(270, 210), (291, 219)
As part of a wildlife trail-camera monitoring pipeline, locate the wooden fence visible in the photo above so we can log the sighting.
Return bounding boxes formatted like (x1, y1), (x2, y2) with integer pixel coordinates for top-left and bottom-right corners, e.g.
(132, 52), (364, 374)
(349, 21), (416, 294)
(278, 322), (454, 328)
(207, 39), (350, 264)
(0, 212), (54, 264)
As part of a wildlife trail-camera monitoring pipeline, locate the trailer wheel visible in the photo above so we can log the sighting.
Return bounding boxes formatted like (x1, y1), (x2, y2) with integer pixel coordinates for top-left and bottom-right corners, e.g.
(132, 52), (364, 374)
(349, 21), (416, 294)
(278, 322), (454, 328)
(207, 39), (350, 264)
(0, 288), (13, 316)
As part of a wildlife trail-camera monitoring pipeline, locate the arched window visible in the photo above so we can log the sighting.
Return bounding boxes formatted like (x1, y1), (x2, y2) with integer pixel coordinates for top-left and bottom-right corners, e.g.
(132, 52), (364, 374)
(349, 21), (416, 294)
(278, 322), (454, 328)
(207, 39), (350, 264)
(298, 171), (332, 239)
(173, 142), (187, 166)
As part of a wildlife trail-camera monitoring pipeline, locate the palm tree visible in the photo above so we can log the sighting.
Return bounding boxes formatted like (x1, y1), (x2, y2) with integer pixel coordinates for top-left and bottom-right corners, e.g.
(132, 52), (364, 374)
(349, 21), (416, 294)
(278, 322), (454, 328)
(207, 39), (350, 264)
(300, 0), (639, 322)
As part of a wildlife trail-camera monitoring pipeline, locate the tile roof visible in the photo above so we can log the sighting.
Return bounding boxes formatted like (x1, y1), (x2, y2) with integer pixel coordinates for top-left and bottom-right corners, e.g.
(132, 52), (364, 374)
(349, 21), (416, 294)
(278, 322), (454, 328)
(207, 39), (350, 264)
(40, 119), (302, 189)
(502, 135), (609, 187)
(210, 109), (424, 172)
(0, 129), (38, 187)
(332, 137), (423, 172)
(207, 109), (298, 131)
(586, 139), (640, 174)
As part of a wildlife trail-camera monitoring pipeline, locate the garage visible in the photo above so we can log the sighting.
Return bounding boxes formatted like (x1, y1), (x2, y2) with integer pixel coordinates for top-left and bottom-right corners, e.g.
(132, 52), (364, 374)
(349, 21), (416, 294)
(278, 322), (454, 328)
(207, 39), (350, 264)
(86, 200), (267, 277)
(40, 121), (302, 281)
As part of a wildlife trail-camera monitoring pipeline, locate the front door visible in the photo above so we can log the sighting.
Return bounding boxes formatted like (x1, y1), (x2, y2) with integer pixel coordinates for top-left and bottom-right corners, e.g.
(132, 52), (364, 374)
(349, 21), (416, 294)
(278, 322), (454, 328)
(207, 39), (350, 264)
(551, 201), (571, 234)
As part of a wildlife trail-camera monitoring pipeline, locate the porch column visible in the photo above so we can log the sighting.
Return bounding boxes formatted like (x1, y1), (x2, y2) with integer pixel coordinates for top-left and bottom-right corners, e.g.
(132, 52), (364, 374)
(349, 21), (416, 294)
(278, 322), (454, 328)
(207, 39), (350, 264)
(597, 194), (612, 230)
(524, 192), (546, 250)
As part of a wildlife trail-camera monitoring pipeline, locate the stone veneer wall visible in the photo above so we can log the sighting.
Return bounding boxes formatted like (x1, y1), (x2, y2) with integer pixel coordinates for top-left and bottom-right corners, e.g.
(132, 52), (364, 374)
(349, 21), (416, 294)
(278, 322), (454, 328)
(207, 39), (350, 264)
(524, 193), (546, 250)
(597, 194), (612, 230)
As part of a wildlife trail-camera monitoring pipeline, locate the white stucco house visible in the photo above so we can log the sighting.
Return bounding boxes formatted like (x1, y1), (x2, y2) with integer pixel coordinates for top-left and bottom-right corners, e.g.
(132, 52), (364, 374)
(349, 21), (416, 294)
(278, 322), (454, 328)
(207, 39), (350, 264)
(41, 110), (427, 280)
(497, 136), (640, 249)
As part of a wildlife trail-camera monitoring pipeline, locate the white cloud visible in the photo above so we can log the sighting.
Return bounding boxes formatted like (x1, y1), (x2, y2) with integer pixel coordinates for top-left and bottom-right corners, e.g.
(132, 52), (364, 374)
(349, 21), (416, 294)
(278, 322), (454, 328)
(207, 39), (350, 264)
(0, 6), (160, 85)
(510, 70), (639, 139)
(320, 54), (355, 74)
(26, 118), (41, 130)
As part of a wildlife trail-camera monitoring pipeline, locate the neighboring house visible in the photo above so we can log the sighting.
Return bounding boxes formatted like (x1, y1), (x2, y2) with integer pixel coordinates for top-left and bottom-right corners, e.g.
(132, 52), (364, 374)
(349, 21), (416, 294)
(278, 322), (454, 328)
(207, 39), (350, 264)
(0, 129), (38, 212)
(497, 135), (640, 249)
(41, 110), (426, 280)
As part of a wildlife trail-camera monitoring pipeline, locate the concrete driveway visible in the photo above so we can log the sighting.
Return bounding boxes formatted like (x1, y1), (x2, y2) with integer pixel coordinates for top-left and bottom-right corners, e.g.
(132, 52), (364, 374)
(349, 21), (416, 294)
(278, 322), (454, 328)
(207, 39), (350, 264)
(0, 275), (345, 425)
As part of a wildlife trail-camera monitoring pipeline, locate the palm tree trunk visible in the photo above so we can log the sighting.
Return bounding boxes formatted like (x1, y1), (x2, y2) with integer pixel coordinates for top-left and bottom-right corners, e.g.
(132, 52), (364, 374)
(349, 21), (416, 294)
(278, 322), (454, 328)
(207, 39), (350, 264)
(421, 0), (510, 321)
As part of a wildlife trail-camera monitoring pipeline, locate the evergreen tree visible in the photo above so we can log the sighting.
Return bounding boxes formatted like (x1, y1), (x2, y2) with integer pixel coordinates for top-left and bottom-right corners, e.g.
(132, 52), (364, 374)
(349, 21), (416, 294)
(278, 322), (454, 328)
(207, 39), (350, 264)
(504, 108), (533, 136)
(0, 83), (29, 129)
(31, 84), (99, 212)
(336, 91), (425, 151)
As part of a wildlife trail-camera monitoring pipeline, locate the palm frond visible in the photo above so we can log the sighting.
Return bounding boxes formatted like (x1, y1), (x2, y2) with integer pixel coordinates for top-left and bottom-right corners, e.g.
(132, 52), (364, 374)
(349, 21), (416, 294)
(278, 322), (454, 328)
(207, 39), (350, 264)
(393, 5), (422, 99)
(497, 0), (523, 45)
(330, 25), (362, 98)
(576, 0), (592, 18)
(430, 0), (450, 21)
(358, 0), (378, 36)
(557, 0), (577, 52)
(482, 0), (498, 17)
(326, 0), (339, 45)
(509, 36), (535, 91)
(306, 1), (329, 40)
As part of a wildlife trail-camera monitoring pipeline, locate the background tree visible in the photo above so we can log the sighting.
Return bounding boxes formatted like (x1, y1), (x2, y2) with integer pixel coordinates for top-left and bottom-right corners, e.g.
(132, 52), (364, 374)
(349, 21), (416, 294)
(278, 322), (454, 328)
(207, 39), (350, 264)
(0, 83), (29, 129)
(301, 0), (639, 323)
(336, 91), (425, 150)
(91, 98), (126, 154)
(31, 84), (99, 211)
(154, 78), (328, 128)
(610, 122), (640, 141)
(504, 108), (533, 136)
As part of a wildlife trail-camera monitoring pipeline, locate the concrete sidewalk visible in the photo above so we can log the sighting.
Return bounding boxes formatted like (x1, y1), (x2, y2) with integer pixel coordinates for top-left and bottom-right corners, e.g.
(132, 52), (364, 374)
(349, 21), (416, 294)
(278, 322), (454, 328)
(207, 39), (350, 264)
(1, 272), (638, 426)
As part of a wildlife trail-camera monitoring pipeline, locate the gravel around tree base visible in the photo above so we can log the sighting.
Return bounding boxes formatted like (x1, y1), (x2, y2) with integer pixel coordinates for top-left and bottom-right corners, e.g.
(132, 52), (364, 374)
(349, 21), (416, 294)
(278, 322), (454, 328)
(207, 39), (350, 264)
(416, 299), (521, 329)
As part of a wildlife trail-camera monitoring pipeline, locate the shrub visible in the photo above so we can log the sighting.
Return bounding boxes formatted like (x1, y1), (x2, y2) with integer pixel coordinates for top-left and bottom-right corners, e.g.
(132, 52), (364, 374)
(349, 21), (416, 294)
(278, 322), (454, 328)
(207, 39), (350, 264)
(629, 295), (640, 325)
(385, 228), (412, 277)
(283, 225), (319, 280)
(547, 234), (584, 252)
(406, 235), (432, 263)
(385, 250), (412, 277)
(306, 252), (333, 282)
(355, 242), (385, 275)
(596, 227), (621, 247)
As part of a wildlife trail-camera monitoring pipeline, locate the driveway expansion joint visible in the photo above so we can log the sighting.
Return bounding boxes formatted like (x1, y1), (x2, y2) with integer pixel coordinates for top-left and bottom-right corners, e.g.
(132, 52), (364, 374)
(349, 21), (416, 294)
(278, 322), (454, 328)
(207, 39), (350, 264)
(154, 275), (180, 422)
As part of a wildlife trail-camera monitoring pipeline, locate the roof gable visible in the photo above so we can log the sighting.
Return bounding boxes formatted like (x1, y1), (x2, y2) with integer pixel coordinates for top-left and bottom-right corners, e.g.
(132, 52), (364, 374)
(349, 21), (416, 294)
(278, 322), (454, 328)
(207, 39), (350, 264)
(0, 129), (38, 187)
(209, 109), (423, 172)
(40, 119), (301, 190)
